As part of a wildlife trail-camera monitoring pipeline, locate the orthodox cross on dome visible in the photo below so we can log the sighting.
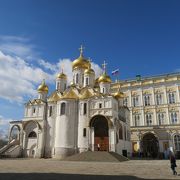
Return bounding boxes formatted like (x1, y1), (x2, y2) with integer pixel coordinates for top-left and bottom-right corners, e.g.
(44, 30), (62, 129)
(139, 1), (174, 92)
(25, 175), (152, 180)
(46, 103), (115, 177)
(102, 60), (107, 73)
(60, 64), (64, 73)
(79, 45), (85, 56)
(88, 58), (92, 68)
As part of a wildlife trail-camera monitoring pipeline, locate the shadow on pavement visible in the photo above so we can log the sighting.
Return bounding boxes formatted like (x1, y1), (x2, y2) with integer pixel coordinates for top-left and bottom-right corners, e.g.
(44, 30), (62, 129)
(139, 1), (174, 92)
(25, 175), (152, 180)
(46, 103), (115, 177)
(0, 173), (146, 180)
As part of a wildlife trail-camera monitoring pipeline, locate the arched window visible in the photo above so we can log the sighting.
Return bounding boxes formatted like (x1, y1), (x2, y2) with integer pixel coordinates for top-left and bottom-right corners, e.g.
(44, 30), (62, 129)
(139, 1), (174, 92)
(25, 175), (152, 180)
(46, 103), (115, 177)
(28, 131), (37, 138)
(85, 77), (89, 86)
(83, 103), (87, 115)
(171, 112), (178, 124)
(76, 74), (79, 84)
(146, 114), (152, 126)
(158, 113), (164, 125)
(174, 134), (180, 151)
(169, 93), (176, 104)
(60, 102), (66, 115)
(49, 106), (53, 117)
(134, 115), (140, 126)
(144, 95), (150, 106)
(119, 125), (123, 140)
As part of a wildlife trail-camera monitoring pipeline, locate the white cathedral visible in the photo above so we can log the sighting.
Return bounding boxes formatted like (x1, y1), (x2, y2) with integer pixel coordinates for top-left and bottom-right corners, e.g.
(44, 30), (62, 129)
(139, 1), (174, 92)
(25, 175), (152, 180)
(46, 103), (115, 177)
(1, 46), (131, 158)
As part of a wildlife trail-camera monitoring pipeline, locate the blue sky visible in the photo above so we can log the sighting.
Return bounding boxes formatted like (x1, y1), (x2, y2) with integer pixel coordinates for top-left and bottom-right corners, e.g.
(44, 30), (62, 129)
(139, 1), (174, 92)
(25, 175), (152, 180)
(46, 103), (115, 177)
(0, 0), (180, 139)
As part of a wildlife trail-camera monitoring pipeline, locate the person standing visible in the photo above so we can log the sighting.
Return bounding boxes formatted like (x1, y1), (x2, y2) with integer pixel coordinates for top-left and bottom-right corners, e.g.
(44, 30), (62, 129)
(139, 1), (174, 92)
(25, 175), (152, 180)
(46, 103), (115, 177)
(97, 143), (100, 151)
(170, 152), (177, 175)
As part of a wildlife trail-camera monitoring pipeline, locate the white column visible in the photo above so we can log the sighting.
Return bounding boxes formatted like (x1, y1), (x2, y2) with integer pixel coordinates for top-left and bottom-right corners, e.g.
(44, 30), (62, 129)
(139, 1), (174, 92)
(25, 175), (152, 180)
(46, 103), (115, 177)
(176, 86), (180, 103)
(139, 90), (143, 107)
(128, 90), (132, 107)
(164, 86), (168, 104)
(109, 128), (115, 152)
(153, 109), (157, 125)
(166, 108), (170, 124)
(151, 87), (155, 105)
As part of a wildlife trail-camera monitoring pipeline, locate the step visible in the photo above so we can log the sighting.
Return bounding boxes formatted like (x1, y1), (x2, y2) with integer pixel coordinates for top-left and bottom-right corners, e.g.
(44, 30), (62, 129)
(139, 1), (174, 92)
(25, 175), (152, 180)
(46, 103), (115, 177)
(61, 151), (129, 162)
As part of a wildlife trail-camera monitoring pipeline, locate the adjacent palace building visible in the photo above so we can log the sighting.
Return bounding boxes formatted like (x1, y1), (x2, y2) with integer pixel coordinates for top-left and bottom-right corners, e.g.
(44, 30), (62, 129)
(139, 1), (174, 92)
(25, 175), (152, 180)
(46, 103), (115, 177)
(111, 72), (180, 158)
(0, 46), (180, 159)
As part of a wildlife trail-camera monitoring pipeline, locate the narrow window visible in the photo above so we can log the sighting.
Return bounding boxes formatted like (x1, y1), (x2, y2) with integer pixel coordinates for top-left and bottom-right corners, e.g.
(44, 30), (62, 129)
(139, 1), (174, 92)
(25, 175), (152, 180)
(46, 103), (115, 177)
(99, 103), (102, 108)
(49, 106), (52, 117)
(119, 125), (123, 139)
(86, 77), (89, 86)
(83, 103), (87, 115)
(76, 74), (79, 84)
(83, 128), (86, 137)
(33, 107), (36, 113)
(60, 102), (66, 115)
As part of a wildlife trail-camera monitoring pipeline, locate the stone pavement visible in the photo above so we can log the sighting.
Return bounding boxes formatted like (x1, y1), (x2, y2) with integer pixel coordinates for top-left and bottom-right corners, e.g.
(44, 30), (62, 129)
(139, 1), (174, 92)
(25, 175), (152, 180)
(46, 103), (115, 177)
(0, 159), (180, 179)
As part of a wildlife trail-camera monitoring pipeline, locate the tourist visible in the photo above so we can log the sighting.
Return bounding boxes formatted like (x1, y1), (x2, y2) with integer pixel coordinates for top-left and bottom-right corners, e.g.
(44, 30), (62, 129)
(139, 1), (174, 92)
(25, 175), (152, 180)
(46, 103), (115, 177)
(169, 149), (177, 175)
(97, 143), (100, 151)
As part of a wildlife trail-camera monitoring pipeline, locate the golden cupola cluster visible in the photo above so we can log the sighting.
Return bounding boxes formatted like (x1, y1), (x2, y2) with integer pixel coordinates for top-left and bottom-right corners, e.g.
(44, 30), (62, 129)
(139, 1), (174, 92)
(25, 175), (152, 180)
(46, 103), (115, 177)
(37, 79), (49, 93)
(72, 45), (90, 70)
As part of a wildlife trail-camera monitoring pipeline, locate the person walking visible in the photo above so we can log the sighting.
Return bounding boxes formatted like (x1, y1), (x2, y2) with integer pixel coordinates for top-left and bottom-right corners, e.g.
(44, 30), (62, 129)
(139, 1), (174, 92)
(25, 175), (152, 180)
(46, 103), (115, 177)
(170, 152), (177, 175)
(97, 143), (100, 151)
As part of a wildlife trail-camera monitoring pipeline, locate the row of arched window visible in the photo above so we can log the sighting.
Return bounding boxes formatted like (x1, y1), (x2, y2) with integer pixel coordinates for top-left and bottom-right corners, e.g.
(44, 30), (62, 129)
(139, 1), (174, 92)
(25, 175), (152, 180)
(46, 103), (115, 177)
(124, 92), (177, 107)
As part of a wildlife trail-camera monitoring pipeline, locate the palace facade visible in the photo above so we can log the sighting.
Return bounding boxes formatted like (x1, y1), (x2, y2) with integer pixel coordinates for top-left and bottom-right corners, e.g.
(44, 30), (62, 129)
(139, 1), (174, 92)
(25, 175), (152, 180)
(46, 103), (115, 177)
(111, 73), (180, 158)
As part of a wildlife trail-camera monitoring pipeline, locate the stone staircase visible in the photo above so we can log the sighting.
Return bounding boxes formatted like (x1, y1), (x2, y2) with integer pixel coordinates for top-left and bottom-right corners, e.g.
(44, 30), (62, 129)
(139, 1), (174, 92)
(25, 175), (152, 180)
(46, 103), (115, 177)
(61, 151), (129, 162)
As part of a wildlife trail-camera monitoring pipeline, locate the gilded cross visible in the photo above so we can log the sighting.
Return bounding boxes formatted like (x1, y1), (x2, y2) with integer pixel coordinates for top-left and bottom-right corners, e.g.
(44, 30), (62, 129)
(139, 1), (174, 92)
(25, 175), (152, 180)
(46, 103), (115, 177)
(102, 60), (107, 72)
(79, 45), (85, 56)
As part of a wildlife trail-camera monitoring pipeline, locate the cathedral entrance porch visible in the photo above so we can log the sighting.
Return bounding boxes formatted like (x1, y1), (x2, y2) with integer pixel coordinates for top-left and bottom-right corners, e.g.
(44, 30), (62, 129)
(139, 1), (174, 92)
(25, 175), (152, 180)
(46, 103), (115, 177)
(90, 115), (109, 151)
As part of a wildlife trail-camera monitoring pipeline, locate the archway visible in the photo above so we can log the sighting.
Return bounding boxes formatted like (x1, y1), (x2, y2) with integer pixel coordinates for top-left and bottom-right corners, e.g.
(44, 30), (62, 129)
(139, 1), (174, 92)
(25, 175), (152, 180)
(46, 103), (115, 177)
(90, 115), (109, 151)
(141, 133), (159, 158)
(10, 125), (20, 141)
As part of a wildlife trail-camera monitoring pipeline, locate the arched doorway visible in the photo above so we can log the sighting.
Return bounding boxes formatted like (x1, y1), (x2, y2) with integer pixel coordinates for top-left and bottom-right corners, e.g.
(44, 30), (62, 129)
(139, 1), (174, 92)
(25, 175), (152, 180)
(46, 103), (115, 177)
(141, 133), (159, 158)
(90, 115), (109, 151)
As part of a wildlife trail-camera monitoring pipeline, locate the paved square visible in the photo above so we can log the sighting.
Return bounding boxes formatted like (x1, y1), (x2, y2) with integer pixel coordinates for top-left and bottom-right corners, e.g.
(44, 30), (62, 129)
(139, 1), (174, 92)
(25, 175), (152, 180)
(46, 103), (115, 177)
(0, 159), (180, 179)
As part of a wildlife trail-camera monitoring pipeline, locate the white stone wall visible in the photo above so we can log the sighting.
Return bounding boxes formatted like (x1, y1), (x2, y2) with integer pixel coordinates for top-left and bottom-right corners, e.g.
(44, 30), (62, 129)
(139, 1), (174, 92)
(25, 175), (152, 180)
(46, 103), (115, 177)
(77, 100), (89, 152)
(99, 82), (111, 94)
(54, 100), (78, 158)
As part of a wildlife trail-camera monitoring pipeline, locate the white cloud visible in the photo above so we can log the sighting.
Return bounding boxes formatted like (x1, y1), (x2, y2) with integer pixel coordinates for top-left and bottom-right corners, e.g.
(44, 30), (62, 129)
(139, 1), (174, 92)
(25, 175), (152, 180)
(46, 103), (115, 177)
(0, 115), (11, 140)
(0, 51), (54, 103)
(38, 59), (58, 72)
(0, 35), (37, 59)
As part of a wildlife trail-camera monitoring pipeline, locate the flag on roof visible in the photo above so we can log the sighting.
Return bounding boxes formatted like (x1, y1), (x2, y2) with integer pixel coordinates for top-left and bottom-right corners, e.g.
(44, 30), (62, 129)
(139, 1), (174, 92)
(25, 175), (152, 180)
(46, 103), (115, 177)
(111, 69), (119, 75)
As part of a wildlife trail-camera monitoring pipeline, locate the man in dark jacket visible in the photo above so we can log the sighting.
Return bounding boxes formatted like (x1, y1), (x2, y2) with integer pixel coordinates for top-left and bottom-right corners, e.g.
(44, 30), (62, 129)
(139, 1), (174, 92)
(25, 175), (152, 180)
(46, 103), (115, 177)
(170, 153), (177, 175)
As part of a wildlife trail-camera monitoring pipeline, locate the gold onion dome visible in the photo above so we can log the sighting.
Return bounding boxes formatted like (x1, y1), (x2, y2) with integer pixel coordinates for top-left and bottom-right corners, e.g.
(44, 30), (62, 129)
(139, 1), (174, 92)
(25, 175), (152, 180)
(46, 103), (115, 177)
(56, 72), (67, 80)
(98, 73), (112, 83)
(114, 91), (124, 99)
(72, 45), (90, 70)
(84, 64), (95, 75)
(72, 54), (90, 70)
(37, 79), (48, 93)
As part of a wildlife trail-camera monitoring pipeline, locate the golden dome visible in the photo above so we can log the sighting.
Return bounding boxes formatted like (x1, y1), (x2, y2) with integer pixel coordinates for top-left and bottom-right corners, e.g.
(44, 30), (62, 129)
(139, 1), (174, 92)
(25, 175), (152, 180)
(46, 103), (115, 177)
(98, 73), (112, 83)
(37, 80), (48, 93)
(72, 54), (90, 70)
(113, 91), (124, 99)
(57, 72), (67, 80)
(84, 68), (95, 75)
